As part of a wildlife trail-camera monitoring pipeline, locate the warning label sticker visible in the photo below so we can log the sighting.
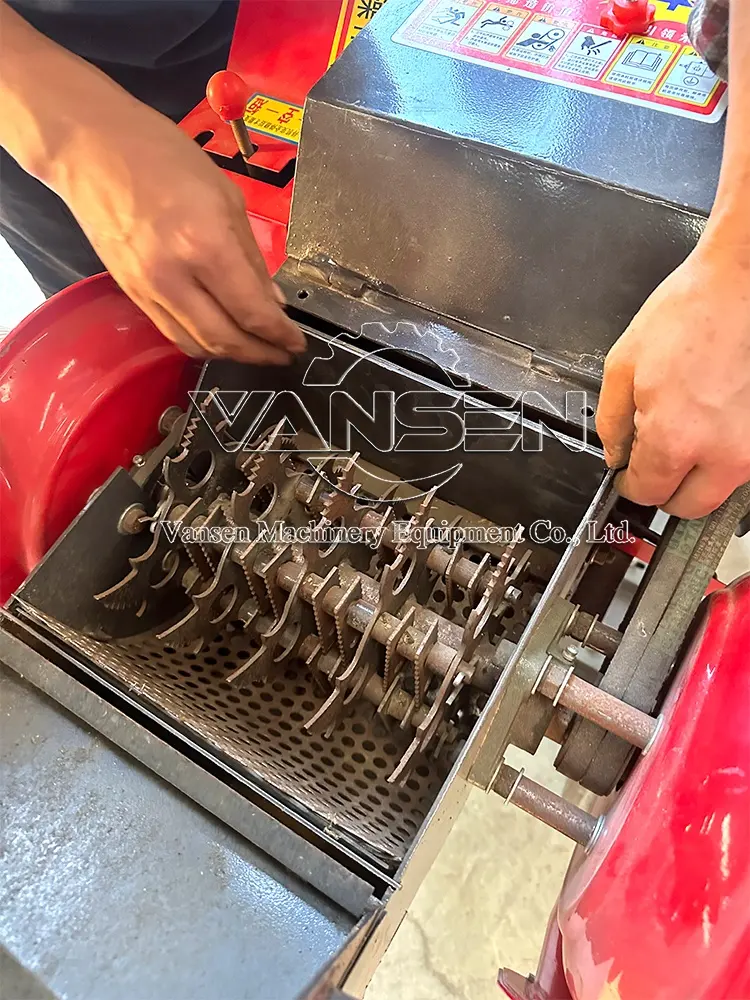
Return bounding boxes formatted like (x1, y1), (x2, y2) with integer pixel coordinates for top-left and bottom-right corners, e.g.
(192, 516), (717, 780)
(604, 36), (679, 93)
(504, 15), (574, 67)
(243, 94), (304, 145)
(329, 0), (391, 65)
(462, 4), (527, 53)
(392, 0), (726, 122)
(410, 0), (483, 43)
(657, 45), (723, 105)
(554, 28), (618, 79)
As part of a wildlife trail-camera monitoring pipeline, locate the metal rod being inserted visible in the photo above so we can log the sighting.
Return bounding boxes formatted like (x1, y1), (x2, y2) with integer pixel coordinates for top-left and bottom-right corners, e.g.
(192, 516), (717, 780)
(567, 610), (622, 658)
(493, 764), (600, 848)
(539, 660), (658, 750)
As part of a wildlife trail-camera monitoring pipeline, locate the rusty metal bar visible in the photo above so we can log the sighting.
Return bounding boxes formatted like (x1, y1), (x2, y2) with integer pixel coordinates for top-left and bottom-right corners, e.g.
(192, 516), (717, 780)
(567, 610), (622, 658)
(493, 764), (599, 847)
(293, 474), (505, 597)
(275, 560), (503, 693)
(538, 660), (657, 750)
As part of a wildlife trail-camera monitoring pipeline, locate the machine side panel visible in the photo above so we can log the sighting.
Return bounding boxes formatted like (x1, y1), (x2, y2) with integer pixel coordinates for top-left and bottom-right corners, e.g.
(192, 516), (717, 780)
(0, 664), (353, 1000)
(0, 274), (197, 604)
(289, 98), (706, 364)
(557, 576), (750, 1000)
(307, 0), (724, 207)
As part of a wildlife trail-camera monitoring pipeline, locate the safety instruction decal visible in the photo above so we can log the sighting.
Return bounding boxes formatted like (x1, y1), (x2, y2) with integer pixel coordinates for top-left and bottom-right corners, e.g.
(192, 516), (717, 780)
(392, 0), (726, 122)
(243, 93), (304, 145)
(241, 3), (392, 145)
(329, 0), (391, 65)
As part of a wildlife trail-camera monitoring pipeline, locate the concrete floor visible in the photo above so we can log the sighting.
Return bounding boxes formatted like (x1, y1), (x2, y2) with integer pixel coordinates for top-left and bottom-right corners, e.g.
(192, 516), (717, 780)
(367, 740), (579, 1000)
(2, 237), (749, 999)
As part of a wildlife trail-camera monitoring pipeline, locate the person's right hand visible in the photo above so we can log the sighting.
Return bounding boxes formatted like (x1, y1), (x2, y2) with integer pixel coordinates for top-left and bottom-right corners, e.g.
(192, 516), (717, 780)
(596, 237), (750, 519)
(56, 95), (306, 364)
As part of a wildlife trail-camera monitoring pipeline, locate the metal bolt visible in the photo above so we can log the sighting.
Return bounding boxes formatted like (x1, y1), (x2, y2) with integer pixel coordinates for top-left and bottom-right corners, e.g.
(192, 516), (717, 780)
(118, 503), (147, 535)
(132, 454), (145, 468)
(505, 585), (523, 603)
(158, 405), (184, 437)
(561, 643), (579, 663)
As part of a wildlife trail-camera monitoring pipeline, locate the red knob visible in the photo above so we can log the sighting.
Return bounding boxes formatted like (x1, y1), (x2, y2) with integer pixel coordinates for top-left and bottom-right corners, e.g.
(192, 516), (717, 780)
(601, 0), (655, 37)
(206, 70), (251, 123)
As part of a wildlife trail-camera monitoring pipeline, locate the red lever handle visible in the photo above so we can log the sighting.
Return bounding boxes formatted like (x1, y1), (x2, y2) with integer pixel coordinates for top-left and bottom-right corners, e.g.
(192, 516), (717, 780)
(205, 70), (256, 162)
(206, 70), (252, 123)
(601, 0), (655, 37)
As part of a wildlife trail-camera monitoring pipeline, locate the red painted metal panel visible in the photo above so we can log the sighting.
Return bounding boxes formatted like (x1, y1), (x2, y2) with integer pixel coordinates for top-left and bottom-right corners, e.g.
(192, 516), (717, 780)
(557, 575), (750, 1000)
(0, 274), (199, 601)
(179, 0), (349, 274)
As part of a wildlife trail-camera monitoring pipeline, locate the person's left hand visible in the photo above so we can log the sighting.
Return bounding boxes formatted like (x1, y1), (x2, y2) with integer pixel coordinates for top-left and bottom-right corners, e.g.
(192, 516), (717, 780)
(596, 239), (750, 519)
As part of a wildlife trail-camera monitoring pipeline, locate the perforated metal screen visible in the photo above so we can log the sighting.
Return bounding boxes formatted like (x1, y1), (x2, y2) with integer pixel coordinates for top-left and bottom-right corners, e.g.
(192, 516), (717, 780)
(36, 616), (448, 864)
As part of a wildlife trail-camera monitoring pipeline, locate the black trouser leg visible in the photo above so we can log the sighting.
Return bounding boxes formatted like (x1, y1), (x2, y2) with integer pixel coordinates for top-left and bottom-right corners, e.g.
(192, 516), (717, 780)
(0, 149), (105, 297)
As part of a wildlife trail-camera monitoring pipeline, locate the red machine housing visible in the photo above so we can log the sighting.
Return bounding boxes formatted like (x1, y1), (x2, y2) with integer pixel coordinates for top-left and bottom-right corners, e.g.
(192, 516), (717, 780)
(557, 575), (750, 1000)
(1, 4), (748, 999)
(0, 275), (198, 601)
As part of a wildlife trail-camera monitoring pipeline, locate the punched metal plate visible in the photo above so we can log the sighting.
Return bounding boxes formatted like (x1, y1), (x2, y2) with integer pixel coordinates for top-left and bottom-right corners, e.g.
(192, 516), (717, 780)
(26, 613), (447, 865)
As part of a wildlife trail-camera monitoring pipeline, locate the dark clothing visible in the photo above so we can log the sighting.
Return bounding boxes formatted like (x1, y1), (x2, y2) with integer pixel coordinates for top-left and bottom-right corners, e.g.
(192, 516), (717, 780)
(1, 152), (108, 296)
(6, 0), (239, 112)
(689, 0), (730, 81)
(0, 1), (238, 296)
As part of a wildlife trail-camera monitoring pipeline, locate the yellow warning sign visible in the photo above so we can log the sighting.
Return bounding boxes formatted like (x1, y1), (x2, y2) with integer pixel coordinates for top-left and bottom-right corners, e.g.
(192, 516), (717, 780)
(656, 44), (723, 106)
(603, 35), (679, 94)
(243, 93), (304, 145)
(328, 0), (390, 66)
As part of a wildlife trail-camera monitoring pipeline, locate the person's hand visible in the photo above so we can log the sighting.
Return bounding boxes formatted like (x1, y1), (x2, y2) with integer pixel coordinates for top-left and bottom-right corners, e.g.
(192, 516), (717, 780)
(56, 96), (306, 364)
(596, 240), (750, 519)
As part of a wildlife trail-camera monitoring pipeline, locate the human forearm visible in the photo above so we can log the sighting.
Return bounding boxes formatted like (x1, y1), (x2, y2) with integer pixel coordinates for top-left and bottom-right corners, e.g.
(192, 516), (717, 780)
(0, 0), (303, 362)
(701, 2), (750, 253)
(0, 1), (143, 190)
(596, 3), (750, 519)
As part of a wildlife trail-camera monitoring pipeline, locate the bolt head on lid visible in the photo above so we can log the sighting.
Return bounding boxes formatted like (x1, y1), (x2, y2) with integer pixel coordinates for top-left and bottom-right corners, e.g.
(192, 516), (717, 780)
(600, 0), (656, 37)
(562, 643), (580, 663)
(206, 70), (252, 123)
